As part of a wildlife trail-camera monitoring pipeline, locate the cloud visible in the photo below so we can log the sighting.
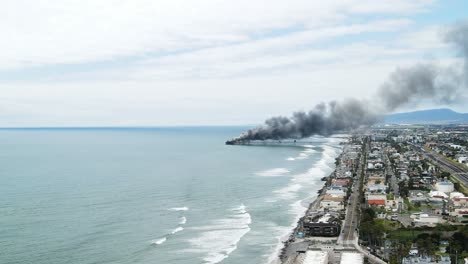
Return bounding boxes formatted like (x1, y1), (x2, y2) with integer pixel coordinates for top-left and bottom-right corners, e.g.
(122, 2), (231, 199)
(0, 0), (432, 70)
(2, 0), (466, 127)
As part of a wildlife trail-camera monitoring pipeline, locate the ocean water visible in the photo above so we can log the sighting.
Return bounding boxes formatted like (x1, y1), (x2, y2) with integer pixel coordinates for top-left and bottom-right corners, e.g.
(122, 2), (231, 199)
(0, 127), (343, 264)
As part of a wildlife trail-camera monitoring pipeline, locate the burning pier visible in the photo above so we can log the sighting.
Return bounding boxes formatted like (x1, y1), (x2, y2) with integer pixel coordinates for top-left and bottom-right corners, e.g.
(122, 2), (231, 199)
(225, 138), (299, 145)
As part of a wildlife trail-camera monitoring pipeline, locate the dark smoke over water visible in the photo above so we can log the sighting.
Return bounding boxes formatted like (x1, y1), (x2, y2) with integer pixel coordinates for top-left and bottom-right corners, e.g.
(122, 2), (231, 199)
(227, 22), (468, 144)
(235, 99), (379, 141)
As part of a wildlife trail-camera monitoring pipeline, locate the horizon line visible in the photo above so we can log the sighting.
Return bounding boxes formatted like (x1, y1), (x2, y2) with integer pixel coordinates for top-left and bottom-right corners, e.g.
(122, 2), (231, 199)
(0, 125), (257, 129)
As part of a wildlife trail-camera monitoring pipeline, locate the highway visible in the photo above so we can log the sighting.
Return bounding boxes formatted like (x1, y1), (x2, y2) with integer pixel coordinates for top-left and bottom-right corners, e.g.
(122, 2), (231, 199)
(409, 143), (468, 186)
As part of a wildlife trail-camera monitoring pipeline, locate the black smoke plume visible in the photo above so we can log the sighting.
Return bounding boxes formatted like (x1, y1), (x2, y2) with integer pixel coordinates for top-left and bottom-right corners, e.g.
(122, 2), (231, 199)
(227, 22), (468, 144)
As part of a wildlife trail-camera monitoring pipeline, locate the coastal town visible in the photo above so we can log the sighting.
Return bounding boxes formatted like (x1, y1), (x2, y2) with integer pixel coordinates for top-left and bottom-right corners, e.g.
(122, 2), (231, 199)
(279, 125), (468, 264)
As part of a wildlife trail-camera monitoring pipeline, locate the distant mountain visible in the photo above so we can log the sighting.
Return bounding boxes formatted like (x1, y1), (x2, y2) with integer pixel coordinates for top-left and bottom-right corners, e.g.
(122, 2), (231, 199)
(384, 108), (468, 124)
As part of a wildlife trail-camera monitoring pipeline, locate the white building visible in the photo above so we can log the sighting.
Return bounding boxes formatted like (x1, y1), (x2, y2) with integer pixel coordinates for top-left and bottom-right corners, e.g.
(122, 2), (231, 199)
(429, 191), (449, 199)
(301, 251), (328, 264)
(319, 200), (344, 211)
(458, 156), (467, 164)
(403, 255), (450, 264)
(435, 181), (454, 193)
(414, 213), (443, 225)
(340, 252), (364, 264)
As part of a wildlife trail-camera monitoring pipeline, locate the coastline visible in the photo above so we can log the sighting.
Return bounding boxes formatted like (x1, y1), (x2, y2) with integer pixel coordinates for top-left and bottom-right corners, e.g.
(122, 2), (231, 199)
(277, 174), (331, 262)
(269, 142), (344, 264)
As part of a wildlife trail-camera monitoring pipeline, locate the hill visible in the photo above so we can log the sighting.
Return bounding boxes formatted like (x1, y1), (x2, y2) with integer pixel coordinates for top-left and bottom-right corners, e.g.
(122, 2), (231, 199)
(384, 108), (468, 124)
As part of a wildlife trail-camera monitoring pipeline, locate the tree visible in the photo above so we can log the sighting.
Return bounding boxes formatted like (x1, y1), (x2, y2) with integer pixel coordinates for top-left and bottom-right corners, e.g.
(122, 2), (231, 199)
(414, 233), (438, 256)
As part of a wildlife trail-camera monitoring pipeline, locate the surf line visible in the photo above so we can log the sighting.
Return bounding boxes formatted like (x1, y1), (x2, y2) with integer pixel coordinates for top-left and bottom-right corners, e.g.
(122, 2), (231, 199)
(152, 208), (189, 246)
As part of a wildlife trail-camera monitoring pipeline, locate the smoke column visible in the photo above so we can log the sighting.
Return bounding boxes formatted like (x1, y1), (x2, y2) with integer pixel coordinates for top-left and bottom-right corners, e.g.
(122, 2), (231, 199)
(376, 21), (468, 112)
(227, 22), (468, 144)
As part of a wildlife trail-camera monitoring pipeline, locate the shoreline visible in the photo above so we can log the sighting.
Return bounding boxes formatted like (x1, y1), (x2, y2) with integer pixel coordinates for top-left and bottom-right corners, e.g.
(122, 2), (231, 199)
(270, 143), (345, 264)
(277, 174), (331, 262)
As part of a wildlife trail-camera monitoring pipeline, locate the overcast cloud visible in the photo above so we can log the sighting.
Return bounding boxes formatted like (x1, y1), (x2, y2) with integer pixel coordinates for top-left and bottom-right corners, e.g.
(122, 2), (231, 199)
(0, 0), (467, 126)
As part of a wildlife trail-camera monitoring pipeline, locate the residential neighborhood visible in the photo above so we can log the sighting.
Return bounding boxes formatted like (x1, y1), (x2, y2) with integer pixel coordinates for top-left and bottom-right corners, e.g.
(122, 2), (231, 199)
(281, 125), (468, 264)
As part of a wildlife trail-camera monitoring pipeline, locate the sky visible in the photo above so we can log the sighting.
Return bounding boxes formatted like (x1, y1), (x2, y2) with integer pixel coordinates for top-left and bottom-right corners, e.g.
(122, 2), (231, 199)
(1, 0), (467, 127)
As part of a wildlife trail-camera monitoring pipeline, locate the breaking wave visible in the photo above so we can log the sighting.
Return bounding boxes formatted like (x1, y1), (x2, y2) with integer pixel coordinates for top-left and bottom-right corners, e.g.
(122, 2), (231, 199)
(255, 168), (290, 177)
(294, 146), (317, 160)
(188, 204), (251, 264)
(151, 237), (167, 246)
(267, 138), (345, 263)
(171, 227), (184, 234)
(168, 207), (189, 211)
(151, 215), (187, 246)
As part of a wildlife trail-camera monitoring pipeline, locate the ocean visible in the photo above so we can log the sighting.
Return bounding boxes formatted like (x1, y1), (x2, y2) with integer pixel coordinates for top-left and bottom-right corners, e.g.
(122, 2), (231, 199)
(0, 127), (343, 264)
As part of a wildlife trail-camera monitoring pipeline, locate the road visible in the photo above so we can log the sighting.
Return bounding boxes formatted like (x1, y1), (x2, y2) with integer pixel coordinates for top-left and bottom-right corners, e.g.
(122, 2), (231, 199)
(338, 164), (361, 247)
(338, 138), (387, 264)
(426, 153), (468, 183)
(385, 153), (399, 198)
(409, 143), (468, 186)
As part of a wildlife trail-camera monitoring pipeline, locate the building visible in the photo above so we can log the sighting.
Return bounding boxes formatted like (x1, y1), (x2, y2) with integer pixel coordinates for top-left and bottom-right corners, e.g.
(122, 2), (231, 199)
(300, 251), (328, 264)
(367, 175), (386, 185)
(340, 252), (364, 264)
(452, 196), (468, 207)
(429, 191), (449, 199)
(435, 181), (455, 193)
(458, 156), (467, 164)
(332, 178), (350, 187)
(321, 188), (346, 211)
(319, 199), (344, 211)
(303, 213), (341, 237)
(413, 213), (443, 225)
(366, 194), (387, 206)
(367, 184), (387, 193)
(326, 189), (347, 196)
(402, 255), (451, 264)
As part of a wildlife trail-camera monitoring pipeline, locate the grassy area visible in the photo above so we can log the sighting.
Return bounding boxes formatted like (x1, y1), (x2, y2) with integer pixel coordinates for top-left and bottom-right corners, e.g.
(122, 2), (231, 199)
(403, 198), (421, 212)
(387, 229), (426, 241)
(424, 147), (468, 194)
(374, 219), (399, 231)
(449, 175), (468, 195)
(388, 224), (465, 242)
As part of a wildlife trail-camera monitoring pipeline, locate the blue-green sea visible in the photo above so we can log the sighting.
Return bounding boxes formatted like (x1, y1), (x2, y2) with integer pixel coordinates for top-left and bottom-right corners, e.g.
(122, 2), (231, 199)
(0, 127), (343, 264)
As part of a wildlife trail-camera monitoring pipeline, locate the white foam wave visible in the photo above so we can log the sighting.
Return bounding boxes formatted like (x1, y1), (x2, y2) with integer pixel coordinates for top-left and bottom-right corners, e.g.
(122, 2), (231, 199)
(262, 200), (312, 264)
(303, 148), (316, 153)
(272, 166), (326, 201)
(315, 144), (342, 171)
(169, 207), (189, 211)
(273, 183), (301, 200)
(267, 138), (344, 263)
(286, 157), (295, 161)
(179, 216), (187, 225)
(255, 168), (290, 177)
(294, 147), (317, 160)
(187, 204), (251, 264)
(151, 237), (167, 245)
(171, 227), (184, 234)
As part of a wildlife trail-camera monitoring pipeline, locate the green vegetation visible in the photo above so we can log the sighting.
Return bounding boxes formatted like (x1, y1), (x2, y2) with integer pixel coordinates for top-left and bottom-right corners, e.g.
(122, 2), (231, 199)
(359, 209), (400, 245)
(440, 171), (451, 179)
(358, 197), (467, 263)
(385, 225), (468, 263)
(402, 198), (420, 212)
(448, 174), (468, 195)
